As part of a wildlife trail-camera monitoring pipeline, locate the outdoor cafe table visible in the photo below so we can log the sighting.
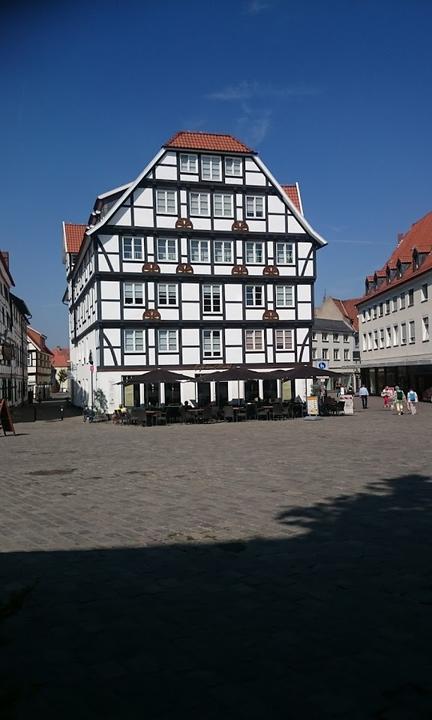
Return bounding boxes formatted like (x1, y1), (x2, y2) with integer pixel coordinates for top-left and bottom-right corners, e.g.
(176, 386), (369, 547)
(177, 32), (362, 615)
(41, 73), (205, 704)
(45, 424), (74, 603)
(145, 409), (163, 426)
(260, 405), (274, 420)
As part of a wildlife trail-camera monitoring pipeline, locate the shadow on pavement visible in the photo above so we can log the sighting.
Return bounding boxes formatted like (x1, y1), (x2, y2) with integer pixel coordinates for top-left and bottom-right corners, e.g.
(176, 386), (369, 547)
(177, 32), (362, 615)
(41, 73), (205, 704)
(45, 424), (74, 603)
(1, 474), (431, 719)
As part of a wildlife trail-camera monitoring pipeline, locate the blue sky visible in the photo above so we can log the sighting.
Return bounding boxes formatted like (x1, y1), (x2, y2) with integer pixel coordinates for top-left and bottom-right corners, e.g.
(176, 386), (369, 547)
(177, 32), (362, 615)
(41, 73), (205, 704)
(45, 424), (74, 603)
(2, 0), (432, 345)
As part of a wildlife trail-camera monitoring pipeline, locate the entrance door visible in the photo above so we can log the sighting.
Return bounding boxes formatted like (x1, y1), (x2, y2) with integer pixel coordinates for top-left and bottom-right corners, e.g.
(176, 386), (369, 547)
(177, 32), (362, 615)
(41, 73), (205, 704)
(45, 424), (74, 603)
(263, 379), (277, 401)
(245, 380), (259, 402)
(165, 383), (181, 404)
(216, 382), (228, 407)
(197, 382), (211, 407)
(144, 383), (160, 406)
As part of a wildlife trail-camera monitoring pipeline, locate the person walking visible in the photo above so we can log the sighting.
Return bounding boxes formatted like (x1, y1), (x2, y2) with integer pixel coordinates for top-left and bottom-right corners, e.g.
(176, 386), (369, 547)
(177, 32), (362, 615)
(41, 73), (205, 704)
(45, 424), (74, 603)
(394, 386), (406, 415)
(359, 384), (369, 409)
(381, 386), (391, 409)
(406, 388), (418, 415)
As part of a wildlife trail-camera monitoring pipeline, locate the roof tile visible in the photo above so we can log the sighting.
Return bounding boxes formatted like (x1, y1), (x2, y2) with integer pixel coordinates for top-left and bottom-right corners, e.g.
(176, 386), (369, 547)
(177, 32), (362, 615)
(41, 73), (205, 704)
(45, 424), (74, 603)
(164, 131), (254, 154)
(281, 185), (302, 213)
(64, 223), (87, 254)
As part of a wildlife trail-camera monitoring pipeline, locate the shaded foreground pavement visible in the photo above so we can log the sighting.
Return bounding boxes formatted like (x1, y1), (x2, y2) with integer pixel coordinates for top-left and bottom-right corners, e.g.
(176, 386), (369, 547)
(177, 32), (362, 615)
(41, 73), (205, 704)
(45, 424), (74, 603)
(1, 398), (432, 718)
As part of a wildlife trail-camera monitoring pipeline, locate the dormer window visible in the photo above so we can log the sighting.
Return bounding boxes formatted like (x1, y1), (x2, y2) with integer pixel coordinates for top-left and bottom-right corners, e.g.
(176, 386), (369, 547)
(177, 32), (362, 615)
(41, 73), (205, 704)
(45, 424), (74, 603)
(396, 260), (402, 278)
(413, 249), (419, 270)
(386, 266), (391, 284)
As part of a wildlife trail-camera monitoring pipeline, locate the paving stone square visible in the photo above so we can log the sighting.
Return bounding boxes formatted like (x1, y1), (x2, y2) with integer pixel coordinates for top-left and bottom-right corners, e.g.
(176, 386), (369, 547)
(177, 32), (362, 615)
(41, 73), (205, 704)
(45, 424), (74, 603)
(1, 398), (432, 718)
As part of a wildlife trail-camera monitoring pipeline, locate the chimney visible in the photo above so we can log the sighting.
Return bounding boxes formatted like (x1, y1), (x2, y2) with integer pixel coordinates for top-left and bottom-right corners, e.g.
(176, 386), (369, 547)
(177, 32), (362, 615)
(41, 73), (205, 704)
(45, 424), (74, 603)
(0, 251), (9, 268)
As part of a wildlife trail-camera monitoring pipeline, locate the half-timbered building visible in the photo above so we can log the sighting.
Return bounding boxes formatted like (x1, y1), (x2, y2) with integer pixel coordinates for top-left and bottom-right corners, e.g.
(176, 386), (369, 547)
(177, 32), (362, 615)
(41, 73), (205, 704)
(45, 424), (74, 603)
(63, 131), (327, 410)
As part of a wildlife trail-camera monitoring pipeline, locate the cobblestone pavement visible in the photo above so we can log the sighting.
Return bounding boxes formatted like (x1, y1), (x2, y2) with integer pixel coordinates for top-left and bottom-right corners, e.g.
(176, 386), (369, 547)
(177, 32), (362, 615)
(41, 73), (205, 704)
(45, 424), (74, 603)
(1, 398), (432, 718)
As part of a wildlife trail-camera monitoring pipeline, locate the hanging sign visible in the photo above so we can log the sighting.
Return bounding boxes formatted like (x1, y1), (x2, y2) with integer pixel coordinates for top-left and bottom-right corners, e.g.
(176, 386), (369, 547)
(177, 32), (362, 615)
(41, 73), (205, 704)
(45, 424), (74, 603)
(0, 400), (15, 435)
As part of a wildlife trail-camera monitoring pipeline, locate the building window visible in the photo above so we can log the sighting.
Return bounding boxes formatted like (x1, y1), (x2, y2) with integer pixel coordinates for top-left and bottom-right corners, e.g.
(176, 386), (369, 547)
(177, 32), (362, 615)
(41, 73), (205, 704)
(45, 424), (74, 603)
(124, 282), (144, 305)
(408, 320), (415, 344)
(214, 240), (233, 263)
(157, 284), (177, 306)
(245, 285), (264, 307)
(322, 333), (328, 342)
(385, 300), (391, 315)
(245, 195), (264, 218)
(312, 332), (317, 341)
(393, 325), (399, 346)
(333, 348), (340, 361)
(157, 238), (177, 261)
(378, 303), (383, 317)
(275, 329), (293, 351)
(201, 155), (221, 181)
(422, 316), (429, 342)
(156, 190), (177, 214)
(311, 348), (317, 360)
(245, 241), (264, 264)
(225, 157), (242, 177)
(158, 329), (178, 353)
(392, 297), (398, 312)
(421, 283), (428, 302)
(333, 333), (339, 342)
(202, 284), (222, 314)
(367, 332), (372, 351)
(371, 306), (376, 320)
(344, 349), (350, 361)
(400, 322), (407, 345)
(180, 154), (198, 173)
(362, 334), (367, 352)
(123, 236), (144, 260)
(365, 309), (370, 321)
(322, 348), (329, 360)
(379, 328), (384, 348)
(399, 292), (406, 310)
(190, 239), (210, 262)
(343, 334), (350, 343)
(245, 329), (264, 351)
(213, 193), (234, 217)
(408, 289), (414, 307)
(373, 330), (378, 349)
(124, 329), (144, 353)
(275, 285), (294, 307)
(202, 329), (222, 358)
(275, 242), (293, 265)
(386, 327), (391, 347)
(190, 192), (210, 216)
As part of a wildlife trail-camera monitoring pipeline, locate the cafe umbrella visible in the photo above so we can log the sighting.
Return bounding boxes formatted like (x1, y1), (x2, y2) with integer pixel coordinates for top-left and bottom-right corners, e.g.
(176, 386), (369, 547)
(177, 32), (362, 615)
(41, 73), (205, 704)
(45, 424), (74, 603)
(196, 366), (263, 404)
(117, 368), (193, 406)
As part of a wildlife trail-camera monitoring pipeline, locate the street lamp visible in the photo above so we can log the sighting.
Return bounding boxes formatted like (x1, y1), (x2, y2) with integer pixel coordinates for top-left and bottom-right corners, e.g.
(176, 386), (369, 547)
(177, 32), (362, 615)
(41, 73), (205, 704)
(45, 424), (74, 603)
(88, 351), (94, 410)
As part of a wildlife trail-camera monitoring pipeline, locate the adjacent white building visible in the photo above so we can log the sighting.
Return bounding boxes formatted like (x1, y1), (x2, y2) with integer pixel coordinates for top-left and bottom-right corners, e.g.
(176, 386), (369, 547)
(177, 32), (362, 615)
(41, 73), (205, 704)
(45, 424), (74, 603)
(63, 131), (327, 411)
(27, 327), (53, 400)
(312, 296), (361, 391)
(358, 211), (432, 395)
(0, 252), (31, 406)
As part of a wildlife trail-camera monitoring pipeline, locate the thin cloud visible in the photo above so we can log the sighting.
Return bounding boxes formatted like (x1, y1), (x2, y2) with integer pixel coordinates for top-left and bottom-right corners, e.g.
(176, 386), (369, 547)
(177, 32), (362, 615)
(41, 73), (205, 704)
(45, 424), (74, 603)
(236, 106), (272, 146)
(245, 0), (272, 14)
(206, 81), (322, 102)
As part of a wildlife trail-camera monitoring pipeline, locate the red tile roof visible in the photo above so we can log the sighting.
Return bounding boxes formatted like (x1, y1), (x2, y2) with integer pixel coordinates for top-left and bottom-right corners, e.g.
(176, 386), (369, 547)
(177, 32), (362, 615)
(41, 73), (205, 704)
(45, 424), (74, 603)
(281, 185), (302, 214)
(359, 211), (432, 304)
(64, 223), (87, 254)
(333, 298), (362, 332)
(164, 131), (254, 154)
(27, 327), (53, 355)
(51, 346), (70, 368)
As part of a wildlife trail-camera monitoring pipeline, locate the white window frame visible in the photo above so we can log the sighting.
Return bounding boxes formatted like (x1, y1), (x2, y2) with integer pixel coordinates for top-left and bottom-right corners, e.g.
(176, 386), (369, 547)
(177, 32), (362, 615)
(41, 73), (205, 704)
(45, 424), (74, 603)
(322, 348), (329, 360)
(180, 153), (198, 173)
(245, 329), (264, 352)
(190, 192), (210, 216)
(202, 329), (222, 358)
(421, 283), (428, 302)
(158, 329), (178, 353)
(393, 325), (399, 346)
(333, 348), (340, 361)
(225, 157), (242, 177)
(344, 349), (350, 361)
(124, 329), (144, 353)
(386, 327), (391, 347)
(214, 240), (233, 263)
(322, 333), (328, 342)
(123, 236), (144, 260)
(157, 283), (178, 307)
(408, 320), (415, 344)
(400, 322), (407, 345)
(379, 328), (384, 348)
(213, 193), (234, 218)
(275, 285), (294, 308)
(245, 195), (264, 219)
(275, 329), (293, 351)
(245, 285), (264, 307)
(156, 190), (177, 215)
(275, 242), (294, 265)
(190, 239), (210, 263)
(333, 333), (339, 343)
(408, 289), (414, 307)
(422, 316), (430, 342)
(201, 155), (221, 181)
(245, 241), (264, 264)
(202, 284), (222, 314)
(399, 292), (406, 310)
(385, 300), (391, 315)
(157, 238), (177, 262)
(124, 282), (144, 305)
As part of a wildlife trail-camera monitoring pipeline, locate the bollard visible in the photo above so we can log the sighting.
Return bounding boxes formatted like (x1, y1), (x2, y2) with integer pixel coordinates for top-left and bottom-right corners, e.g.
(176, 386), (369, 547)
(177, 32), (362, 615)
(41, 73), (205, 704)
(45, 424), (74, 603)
(60, 406), (64, 421)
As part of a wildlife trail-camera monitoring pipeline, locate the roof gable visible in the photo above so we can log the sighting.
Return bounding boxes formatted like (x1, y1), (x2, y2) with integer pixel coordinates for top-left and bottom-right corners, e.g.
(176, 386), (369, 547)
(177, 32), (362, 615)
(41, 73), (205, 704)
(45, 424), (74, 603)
(63, 223), (87, 254)
(27, 327), (53, 355)
(281, 184), (303, 214)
